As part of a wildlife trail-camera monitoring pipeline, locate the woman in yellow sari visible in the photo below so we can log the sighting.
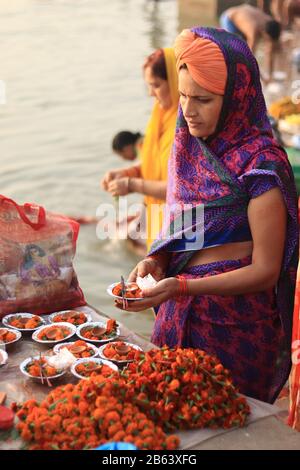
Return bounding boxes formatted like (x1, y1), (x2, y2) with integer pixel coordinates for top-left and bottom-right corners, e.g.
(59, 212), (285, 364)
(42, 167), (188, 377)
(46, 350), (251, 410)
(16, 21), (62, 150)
(101, 48), (179, 250)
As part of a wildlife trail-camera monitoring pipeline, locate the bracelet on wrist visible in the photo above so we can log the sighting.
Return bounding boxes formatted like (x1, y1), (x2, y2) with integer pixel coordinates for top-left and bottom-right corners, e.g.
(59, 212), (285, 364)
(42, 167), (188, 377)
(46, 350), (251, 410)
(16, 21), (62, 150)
(175, 275), (189, 297)
(127, 177), (132, 193)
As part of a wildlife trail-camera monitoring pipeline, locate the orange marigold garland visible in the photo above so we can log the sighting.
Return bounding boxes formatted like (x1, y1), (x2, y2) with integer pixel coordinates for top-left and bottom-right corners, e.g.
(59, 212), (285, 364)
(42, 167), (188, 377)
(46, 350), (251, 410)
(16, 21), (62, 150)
(14, 375), (178, 450)
(121, 347), (250, 431)
(13, 347), (250, 450)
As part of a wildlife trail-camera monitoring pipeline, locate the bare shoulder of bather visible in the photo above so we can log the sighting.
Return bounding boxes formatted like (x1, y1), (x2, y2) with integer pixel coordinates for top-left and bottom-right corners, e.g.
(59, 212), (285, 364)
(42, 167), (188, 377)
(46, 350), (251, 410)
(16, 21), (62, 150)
(229, 4), (266, 51)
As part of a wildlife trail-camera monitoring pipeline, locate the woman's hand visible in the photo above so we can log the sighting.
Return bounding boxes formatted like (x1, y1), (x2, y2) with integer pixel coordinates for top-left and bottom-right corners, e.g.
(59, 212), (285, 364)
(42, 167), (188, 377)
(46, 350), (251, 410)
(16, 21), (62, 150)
(128, 257), (166, 283)
(115, 277), (180, 312)
(101, 169), (128, 191)
(107, 177), (130, 197)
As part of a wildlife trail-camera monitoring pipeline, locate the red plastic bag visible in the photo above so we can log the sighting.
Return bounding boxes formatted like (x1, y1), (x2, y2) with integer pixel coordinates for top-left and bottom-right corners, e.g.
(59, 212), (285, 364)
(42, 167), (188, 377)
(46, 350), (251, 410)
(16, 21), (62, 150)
(0, 195), (86, 318)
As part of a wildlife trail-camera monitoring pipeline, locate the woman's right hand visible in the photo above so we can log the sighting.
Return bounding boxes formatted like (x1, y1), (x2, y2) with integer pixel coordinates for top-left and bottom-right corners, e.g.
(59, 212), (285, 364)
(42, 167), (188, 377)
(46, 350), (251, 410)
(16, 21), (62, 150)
(101, 169), (127, 191)
(128, 257), (165, 283)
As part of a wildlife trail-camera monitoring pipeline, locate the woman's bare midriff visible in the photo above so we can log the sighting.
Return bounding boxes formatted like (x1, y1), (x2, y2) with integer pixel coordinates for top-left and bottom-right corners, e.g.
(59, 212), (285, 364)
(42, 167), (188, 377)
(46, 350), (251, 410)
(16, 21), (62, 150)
(185, 241), (253, 268)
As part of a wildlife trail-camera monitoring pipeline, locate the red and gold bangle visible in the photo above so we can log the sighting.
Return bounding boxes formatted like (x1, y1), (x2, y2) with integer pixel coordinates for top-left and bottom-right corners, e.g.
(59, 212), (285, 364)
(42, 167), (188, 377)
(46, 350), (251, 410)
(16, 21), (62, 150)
(175, 275), (189, 297)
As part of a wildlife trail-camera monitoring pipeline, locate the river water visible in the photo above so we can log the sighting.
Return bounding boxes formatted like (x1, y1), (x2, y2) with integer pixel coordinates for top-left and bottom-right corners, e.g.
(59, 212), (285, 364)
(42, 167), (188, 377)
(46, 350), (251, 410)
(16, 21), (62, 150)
(0, 0), (181, 338)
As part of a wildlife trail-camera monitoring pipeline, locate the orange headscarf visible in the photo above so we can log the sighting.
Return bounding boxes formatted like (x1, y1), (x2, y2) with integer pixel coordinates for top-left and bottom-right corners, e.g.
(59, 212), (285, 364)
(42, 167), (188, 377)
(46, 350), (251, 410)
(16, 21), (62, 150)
(174, 29), (227, 95)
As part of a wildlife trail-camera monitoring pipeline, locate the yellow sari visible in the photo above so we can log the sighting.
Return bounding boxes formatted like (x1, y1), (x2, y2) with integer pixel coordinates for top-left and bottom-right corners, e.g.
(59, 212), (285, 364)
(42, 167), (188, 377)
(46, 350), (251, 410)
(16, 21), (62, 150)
(141, 48), (179, 250)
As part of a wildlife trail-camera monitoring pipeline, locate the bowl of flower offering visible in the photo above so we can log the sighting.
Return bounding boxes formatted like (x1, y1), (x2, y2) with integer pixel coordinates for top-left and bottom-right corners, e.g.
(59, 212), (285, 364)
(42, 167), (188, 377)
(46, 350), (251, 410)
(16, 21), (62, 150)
(20, 355), (67, 383)
(76, 319), (120, 344)
(98, 341), (142, 365)
(32, 322), (76, 344)
(2, 313), (46, 332)
(53, 340), (98, 359)
(71, 357), (118, 380)
(0, 327), (22, 346)
(107, 282), (143, 301)
(48, 310), (92, 326)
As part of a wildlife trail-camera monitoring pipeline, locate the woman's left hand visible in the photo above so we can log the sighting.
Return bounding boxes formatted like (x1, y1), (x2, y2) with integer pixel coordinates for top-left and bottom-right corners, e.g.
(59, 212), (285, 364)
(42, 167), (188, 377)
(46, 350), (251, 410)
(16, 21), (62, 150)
(115, 277), (180, 312)
(107, 177), (129, 197)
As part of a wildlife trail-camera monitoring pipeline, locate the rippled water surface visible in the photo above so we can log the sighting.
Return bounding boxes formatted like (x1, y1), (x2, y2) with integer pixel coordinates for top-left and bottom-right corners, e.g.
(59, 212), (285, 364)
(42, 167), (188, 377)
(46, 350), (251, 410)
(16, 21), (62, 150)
(0, 0), (180, 338)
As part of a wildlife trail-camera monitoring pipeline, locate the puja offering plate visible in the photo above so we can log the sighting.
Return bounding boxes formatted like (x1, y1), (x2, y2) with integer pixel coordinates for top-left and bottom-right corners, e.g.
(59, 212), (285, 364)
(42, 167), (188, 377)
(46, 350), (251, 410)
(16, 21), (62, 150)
(107, 282), (144, 301)
(98, 341), (142, 365)
(76, 319), (120, 344)
(20, 355), (67, 383)
(53, 340), (98, 359)
(48, 310), (92, 326)
(0, 327), (22, 346)
(2, 313), (45, 332)
(32, 322), (76, 344)
(71, 357), (118, 380)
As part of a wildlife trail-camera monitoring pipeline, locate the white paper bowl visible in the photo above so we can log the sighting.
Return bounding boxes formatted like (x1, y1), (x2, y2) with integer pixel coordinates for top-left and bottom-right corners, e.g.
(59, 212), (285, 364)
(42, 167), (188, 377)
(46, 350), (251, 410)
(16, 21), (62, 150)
(71, 357), (118, 380)
(76, 321), (120, 344)
(2, 313), (46, 332)
(107, 283), (144, 301)
(0, 327), (22, 346)
(53, 341), (98, 358)
(48, 310), (92, 326)
(98, 341), (143, 365)
(20, 356), (67, 382)
(32, 322), (77, 344)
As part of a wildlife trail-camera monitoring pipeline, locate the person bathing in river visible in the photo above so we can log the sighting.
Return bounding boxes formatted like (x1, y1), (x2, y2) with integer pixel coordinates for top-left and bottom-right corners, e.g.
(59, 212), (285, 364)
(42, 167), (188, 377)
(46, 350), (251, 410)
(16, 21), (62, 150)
(116, 27), (298, 404)
(220, 3), (282, 83)
(111, 131), (144, 161)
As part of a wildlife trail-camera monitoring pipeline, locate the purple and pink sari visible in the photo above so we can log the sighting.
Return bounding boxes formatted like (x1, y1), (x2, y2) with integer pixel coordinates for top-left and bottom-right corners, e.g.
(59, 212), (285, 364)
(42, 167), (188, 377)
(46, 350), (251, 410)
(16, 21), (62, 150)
(149, 28), (299, 403)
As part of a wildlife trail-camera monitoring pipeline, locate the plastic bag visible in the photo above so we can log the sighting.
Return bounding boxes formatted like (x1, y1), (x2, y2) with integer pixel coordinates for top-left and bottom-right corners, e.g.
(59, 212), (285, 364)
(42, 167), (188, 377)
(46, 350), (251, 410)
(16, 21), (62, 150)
(0, 195), (86, 317)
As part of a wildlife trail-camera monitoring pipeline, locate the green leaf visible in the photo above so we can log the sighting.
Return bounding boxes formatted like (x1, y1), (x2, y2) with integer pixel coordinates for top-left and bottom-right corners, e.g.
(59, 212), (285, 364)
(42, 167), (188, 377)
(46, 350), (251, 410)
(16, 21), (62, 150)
(49, 397), (67, 411)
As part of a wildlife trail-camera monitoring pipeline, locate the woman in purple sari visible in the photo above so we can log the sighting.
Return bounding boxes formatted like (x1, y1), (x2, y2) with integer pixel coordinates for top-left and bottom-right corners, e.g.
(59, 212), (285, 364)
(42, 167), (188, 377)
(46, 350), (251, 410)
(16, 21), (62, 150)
(118, 27), (298, 403)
